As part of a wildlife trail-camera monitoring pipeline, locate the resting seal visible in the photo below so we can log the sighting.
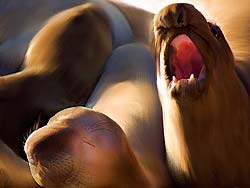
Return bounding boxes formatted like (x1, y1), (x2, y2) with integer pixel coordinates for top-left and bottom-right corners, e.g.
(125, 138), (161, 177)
(0, 2), (114, 160)
(0, 0), (153, 76)
(0, 3), (113, 187)
(154, 3), (250, 187)
(24, 44), (169, 187)
(0, 2), (160, 187)
(1, 0), (151, 160)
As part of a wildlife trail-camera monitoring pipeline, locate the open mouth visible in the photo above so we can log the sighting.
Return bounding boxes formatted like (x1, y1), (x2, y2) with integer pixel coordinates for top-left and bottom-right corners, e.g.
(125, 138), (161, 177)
(165, 34), (207, 94)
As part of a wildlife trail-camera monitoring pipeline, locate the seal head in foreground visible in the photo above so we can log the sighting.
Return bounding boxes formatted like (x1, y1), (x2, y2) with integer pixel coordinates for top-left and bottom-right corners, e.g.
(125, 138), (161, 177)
(24, 44), (169, 188)
(154, 3), (250, 187)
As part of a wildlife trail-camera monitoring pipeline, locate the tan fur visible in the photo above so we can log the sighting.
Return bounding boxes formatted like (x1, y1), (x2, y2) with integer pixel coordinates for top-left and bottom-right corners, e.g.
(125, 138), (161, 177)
(25, 107), (151, 188)
(0, 1), (157, 188)
(0, 2), (112, 156)
(154, 3), (250, 187)
(0, 140), (39, 188)
(0, 3), (112, 187)
(24, 43), (170, 188)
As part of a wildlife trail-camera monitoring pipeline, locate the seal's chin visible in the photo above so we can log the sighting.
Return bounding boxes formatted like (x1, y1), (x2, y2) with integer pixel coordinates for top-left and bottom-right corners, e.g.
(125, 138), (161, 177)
(164, 34), (208, 99)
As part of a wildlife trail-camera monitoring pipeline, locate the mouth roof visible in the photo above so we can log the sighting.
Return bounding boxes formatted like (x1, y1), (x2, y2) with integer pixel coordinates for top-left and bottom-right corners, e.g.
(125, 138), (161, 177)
(169, 34), (205, 80)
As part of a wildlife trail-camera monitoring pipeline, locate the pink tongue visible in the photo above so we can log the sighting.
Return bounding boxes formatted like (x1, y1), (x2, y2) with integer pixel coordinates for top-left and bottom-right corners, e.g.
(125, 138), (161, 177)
(170, 34), (204, 80)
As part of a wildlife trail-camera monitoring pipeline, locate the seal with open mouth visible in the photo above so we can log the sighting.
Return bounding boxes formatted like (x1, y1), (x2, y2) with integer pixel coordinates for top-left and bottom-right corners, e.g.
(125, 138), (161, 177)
(154, 3), (250, 187)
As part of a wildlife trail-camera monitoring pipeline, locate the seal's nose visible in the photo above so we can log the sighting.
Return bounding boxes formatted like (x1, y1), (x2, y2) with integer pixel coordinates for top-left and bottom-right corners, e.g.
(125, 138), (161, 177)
(176, 7), (185, 25)
(160, 4), (187, 28)
(24, 107), (135, 187)
(25, 125), (82, 168)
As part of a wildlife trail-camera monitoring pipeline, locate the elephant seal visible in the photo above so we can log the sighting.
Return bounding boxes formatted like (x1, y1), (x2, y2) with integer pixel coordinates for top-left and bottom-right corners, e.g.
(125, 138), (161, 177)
(24, 43), (170, 188)
(154, 3), (250, 187)
(0, 2), (113, 159)
(0, 0), (154, 158)
(0, 3), (113, 187)
(0, 0), (153, 76)
(0, 1), (156, 187)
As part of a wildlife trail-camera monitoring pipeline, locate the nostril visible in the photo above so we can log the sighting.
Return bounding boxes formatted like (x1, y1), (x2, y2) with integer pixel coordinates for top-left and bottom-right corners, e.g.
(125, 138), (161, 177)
(177, 8), (184, 25)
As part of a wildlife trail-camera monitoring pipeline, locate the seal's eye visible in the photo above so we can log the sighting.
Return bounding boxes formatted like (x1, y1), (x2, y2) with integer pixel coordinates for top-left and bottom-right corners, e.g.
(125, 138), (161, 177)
(157, 25), (167, 34)
(208, 23), (220, 39)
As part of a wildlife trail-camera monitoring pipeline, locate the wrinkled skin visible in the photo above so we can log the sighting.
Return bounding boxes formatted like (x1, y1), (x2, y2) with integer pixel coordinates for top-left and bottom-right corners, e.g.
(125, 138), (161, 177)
(154, 3), (250, 187)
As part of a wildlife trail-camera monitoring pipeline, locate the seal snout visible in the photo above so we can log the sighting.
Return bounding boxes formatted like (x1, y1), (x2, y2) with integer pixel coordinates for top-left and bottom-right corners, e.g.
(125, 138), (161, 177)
(160, 4), (188, 28)
(24, 123), (87, 186)
(24, 107), (140, 187)
(25, 125), (86, 165)
(155, 3), (212, 99)
(24, 110), (98, 186)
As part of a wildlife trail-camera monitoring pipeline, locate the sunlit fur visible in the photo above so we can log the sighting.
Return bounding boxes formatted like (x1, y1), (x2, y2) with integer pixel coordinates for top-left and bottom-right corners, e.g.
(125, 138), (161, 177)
(154, 3), (250, 187)
(0, 1), (157, 187)
(25, 44), (169, 188)
(0, 3), (112, 160)
(0, 140), (38, 188)
(25, 107), (145, 188)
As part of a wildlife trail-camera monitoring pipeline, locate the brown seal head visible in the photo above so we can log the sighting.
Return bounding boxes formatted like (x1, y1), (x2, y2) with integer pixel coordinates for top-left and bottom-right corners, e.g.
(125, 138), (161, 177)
(25, 107), (149, 188)
(154, 3), (250, 187)
(24, 43), (170, 188)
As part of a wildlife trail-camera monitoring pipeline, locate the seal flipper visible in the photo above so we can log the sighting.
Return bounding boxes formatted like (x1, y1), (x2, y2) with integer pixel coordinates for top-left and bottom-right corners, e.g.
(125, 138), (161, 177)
(0, 140), (39, 188)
